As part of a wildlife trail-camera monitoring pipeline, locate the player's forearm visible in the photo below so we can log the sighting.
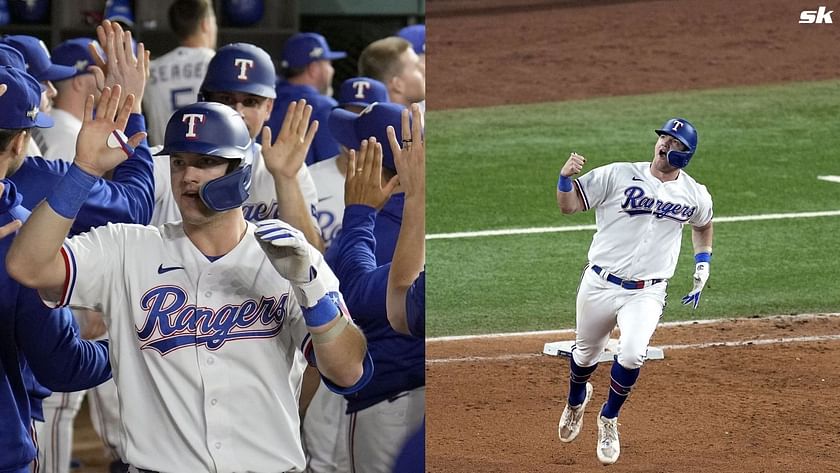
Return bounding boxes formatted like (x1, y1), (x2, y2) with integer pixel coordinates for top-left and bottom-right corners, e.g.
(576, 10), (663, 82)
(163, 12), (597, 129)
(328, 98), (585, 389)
(691, 221), (714, 254)
(6, 200), (73, 291)
(387, 196), (425, 335)
(556, 187), (584, 214)
(298, 366), (322, 419)
(310, 319), (367, 387)
(272, 176), (325, 252)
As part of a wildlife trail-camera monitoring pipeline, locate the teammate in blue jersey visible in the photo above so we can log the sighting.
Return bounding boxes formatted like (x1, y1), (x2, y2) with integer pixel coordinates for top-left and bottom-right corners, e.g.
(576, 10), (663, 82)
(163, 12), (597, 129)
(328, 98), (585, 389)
(326, 104), (424, 473)
(0, 67), (112, 473)
(267, 33), (345, 166)
(6, 22), (152, 473)
(327, 102), (408, 265)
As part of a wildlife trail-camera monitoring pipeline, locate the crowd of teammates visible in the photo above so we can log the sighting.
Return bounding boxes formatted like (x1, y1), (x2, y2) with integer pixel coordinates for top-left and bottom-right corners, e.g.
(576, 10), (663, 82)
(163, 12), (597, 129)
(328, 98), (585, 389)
(0, 0), (425, 472)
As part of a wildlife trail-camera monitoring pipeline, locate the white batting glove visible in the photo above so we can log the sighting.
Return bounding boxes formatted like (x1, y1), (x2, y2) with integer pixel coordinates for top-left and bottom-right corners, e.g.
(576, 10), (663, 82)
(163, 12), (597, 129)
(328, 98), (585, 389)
(254, 220), (327, 308)
(681, 262), (710, 309)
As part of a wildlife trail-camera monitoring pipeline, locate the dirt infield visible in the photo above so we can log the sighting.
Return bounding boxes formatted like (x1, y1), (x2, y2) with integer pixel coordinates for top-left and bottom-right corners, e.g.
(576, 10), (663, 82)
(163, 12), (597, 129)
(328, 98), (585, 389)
(427, 0), (840, 110)
(426, 0), (840, 471)
(427, 314), (840, 472)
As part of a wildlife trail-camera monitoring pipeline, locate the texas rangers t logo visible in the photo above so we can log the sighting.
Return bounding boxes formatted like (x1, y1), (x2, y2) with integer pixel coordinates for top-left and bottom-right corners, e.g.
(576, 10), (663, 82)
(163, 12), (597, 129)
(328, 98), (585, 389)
(352, 80), (371, 99)
(234, 58), (255, 80)
(671, 121), (684, 132)
(182, 113), (205, 139)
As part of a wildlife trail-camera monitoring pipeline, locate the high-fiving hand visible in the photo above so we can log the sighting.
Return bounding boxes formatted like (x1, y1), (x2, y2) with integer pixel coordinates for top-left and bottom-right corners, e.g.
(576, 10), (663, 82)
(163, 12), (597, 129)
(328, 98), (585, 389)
(262, 99), (318, 179)
(345, 138), (399, 210)
(74, 85), (146, 177)
(387, 103), (424, 200)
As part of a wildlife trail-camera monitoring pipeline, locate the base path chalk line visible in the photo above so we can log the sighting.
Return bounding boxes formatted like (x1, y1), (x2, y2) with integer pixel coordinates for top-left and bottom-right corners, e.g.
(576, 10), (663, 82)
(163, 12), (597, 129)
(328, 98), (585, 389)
(428, 333), (840, 364)
(427, 312), (840, 343)
(427, 209), (840, 240)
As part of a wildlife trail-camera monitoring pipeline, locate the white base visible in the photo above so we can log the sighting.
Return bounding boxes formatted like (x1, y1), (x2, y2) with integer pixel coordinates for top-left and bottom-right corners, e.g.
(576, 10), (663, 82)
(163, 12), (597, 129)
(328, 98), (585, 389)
(543, 339), (665, 363)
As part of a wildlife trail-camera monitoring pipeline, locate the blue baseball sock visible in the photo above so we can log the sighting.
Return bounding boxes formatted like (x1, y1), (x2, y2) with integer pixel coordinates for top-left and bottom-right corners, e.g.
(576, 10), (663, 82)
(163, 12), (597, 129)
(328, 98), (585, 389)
(601, 359), (640, 419)
(568, 357), (598, 406)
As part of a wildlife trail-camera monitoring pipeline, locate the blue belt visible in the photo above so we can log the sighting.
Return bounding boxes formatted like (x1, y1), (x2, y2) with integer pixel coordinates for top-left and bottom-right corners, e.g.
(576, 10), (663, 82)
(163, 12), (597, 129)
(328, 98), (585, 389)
(591, 265), (664, 290)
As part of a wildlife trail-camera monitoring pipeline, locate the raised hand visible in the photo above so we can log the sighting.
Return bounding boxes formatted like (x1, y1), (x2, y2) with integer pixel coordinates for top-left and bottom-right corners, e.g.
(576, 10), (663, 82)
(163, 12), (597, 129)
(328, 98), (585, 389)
(387, 103), (424, 200)
(74, 85), (146, 177)
(90, 20), (148, 111)
(345, 138), (399, 210)
(261, 99), (318, 179)
(561, 152), (587, 177)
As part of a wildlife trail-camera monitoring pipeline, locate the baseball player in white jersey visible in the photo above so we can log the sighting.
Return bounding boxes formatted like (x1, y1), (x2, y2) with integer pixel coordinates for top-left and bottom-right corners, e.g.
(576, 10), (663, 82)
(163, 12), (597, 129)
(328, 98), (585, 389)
(308, 76), (390, 251)
(555, 118), (714, 465)
(7, 86), (372, 472)
(142, 0), (217, 146)
(151, 42), (322, 251)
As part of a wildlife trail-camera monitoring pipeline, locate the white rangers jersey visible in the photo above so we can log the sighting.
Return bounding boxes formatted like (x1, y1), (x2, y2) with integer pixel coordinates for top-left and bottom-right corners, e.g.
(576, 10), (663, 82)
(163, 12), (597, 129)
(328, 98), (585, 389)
(52, 220), (340, 472)
(144, 47), (216, 146)
(308, 156), (345, 250)
(34, 108), (81, 162)
(151, 143), (320, 231)
(575, 162), (713, 281)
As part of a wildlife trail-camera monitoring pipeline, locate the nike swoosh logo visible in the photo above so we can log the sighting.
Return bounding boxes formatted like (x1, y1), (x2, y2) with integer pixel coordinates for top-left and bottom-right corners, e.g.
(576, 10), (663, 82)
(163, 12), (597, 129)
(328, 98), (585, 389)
(632, 176), (644, 181)
(318, 196), (332, 203)
(157, 264), (185, 274)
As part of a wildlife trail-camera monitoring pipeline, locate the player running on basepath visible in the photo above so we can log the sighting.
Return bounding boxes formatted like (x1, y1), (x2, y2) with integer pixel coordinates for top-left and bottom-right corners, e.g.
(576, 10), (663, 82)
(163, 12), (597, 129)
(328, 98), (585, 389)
(555, 118), (714, 465)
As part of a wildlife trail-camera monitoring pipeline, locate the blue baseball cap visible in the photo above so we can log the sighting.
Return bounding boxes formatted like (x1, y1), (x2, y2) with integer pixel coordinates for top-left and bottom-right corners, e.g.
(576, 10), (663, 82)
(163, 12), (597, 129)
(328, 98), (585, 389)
(2, 35), (77, 82)
(280, 33), (346, 70)
(328, 102), (409, 172)
(52, 38), (103, 78)
(398, 24), (425, 55)
(0, 65), (54, 128)
(337, 77), (389, 108)
(0, 43), (26, 70)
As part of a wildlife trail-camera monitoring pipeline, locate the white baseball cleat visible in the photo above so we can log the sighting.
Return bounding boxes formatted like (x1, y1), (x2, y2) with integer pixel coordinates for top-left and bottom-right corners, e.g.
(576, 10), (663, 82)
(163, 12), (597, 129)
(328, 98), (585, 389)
(596, 413), (621, 465)
(558, 382), (593, 443)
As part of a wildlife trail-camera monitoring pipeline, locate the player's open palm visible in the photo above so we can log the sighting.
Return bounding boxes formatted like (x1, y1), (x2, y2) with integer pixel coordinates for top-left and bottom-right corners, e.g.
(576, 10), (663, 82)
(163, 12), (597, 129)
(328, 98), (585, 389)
(387, 103), (424, 200)
(345, 137), (399, 210)
(262, 99), (318, 179)
(74, 85), (146, 177)
(92, 20), (148, 108)
(561, 152), (587, 177)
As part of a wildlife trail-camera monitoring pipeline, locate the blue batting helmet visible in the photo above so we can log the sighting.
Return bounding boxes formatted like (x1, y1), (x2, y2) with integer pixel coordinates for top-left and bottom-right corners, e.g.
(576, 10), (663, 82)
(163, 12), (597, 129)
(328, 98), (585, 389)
(223, 0), (264, 27)
(199, 43), (277, 99)
(156, 102), (254, 212)
(655, 118), (698, 168)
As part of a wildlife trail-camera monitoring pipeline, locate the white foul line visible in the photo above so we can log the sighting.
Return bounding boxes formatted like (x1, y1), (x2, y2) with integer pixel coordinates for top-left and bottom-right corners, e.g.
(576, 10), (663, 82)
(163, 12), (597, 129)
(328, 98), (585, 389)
(427, 334), (840, 364)
(426, 209), (840, 240)
(817, 175), (840, 184)
(427, 312), (840, 343)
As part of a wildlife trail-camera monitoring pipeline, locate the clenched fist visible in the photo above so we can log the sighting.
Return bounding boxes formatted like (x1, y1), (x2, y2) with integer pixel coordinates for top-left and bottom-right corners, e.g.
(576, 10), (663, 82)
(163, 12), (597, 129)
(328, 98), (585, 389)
(561, 152), (587, 177)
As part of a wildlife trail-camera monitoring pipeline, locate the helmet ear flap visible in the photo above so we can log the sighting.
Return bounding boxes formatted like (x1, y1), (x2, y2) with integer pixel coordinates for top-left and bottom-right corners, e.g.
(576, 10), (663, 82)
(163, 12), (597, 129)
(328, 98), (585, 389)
(666, 149), (694, 169)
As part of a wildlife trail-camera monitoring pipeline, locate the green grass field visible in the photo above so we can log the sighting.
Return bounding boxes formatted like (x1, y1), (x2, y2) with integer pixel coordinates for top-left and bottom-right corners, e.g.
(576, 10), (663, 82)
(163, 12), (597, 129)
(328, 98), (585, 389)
(426, 80), (840, 337)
